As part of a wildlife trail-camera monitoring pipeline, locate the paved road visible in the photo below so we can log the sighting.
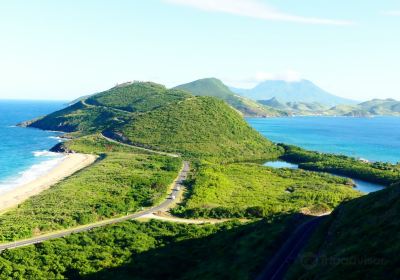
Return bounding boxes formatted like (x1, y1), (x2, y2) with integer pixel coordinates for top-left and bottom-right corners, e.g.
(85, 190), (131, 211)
(100, 133), (180, 158)
(256, 215), (327, 280)
(0, 161), (190, 252)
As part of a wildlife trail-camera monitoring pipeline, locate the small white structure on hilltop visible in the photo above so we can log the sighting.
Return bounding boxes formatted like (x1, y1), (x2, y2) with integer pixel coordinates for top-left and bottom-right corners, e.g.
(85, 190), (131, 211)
(358, 158), (370, 163)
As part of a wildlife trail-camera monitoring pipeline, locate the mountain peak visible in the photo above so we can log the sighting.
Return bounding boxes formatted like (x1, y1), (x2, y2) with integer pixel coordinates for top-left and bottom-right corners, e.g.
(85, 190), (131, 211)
(231, 79), (358, 106)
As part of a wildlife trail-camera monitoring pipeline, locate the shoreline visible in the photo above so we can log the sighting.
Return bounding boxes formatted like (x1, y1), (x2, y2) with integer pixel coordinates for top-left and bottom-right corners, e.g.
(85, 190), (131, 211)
(0, 153), (97, 213)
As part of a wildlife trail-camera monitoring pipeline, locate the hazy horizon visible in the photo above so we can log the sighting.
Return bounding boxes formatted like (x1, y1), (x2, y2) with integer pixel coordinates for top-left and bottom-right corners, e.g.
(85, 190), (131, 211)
(0, 0), (399, 101)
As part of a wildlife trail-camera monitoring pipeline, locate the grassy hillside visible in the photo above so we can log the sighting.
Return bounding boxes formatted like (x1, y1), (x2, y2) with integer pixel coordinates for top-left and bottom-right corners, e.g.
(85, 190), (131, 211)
(26, 101), (132, 133)
(0, 135), (181, 241)
(287, 186), (400, 279)
(87, 82), (190, 113)
(172, 162), (360, 219)
(26, 82), (282, 161)
(120, 96), (283, 161)
(175, 78), (284, 117)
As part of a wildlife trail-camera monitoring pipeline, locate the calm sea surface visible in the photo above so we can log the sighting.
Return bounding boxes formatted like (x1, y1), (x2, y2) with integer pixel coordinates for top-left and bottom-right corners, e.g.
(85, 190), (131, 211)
(0, 100), (65, 192)
(248, 116), (400, 164)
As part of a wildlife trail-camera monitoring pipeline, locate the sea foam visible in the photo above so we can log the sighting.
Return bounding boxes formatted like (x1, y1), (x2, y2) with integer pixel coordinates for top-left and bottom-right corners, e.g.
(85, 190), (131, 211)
(0, 155), (65, 194)
(33, 150), (60, 157)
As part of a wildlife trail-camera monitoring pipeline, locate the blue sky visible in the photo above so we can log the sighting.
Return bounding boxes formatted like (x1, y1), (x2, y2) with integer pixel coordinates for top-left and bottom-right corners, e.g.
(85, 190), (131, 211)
(0, 0), (399, 101)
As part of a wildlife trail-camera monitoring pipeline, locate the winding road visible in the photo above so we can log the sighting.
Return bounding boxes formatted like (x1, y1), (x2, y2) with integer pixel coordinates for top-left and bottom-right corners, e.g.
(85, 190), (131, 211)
(0, 136), (189, 251)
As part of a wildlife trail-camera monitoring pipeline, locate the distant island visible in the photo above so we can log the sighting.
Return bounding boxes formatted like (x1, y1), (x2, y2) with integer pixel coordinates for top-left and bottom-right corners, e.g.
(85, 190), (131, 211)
(172, 78), (400, 117)
(2, 81), (398, 279)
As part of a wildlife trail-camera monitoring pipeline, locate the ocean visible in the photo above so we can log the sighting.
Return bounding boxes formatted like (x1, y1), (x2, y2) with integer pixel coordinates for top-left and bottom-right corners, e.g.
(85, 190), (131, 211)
(0, 100), (65, 193)
(248, 116), (400, 164)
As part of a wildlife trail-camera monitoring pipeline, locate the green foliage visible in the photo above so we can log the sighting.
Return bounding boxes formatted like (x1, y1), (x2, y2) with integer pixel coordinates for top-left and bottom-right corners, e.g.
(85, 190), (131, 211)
(27, 81), (283, 161)
(122, 97), (283, 162)
(29, 101), (132, 133)
(0, 151), (181, 242)
(174, 78), (284, 117)
(0, 218), (290, 280)
(87, 82), (190, 113)
(287, 186), (400, 279)
(171, 162), (360, 219)
(281, 144), (400, 186)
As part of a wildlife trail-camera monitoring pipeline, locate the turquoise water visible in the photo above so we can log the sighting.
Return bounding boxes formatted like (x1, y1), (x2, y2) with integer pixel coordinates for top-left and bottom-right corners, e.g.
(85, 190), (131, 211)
(263, 160), (384, 193)
(264, 160), (298, 169)
(0, 100), (65, 192)
(248, 117), (400, 164)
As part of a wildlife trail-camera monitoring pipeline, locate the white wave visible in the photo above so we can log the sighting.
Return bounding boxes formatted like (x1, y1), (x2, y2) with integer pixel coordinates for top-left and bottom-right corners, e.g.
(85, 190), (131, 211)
(48, 136), (64, 142)
(33, 150), (60, 157)
(0, 155), (65, 194)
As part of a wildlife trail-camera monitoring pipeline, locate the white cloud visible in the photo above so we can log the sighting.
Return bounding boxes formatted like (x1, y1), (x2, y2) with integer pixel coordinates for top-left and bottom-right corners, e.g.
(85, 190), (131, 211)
(224, 70), (302, 89)
(254, 70), (302, 82)
(164, 0), (352, 25)
(382, 10), (400, 16)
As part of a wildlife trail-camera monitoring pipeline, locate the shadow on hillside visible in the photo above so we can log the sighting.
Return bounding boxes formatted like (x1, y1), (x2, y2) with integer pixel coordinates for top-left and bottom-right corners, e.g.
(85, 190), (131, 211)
(74, 213), (311, 280)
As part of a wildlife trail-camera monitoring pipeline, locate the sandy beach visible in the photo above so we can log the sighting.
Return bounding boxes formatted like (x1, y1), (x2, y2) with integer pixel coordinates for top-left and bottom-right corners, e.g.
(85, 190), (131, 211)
(0, 153), (97, 213)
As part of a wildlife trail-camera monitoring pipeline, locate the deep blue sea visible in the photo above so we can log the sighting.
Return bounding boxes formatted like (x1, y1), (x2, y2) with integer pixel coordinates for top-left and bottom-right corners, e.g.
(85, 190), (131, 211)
(0, 100), (65, 192)
(248, 117), (400, 164)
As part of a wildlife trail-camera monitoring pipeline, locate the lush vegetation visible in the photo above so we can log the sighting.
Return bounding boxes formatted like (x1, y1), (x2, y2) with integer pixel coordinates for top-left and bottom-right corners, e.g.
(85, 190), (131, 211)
(86, 82), (190, 113)
(27, 101), (132, 133)
(0, 218), (293, 279)
(171, 162), (360, 219)
(26, 82), (283, 162)
(0, 137), (181, 242)
(280, 144), (400, 186)
(174, 78), (284, 117)
(11, 80), (398, 280)
(287, 185), (400, 279)
(122, 97), (283, 161)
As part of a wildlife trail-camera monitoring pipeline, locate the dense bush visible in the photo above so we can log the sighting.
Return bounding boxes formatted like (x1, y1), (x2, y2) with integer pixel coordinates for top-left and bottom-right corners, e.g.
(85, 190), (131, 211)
(0, 218), (291, 280)
(280, 144), (400, 186)
(122, 97), (283, 162)
(171, 162), (360, 219)
(0, 149), (181, 242)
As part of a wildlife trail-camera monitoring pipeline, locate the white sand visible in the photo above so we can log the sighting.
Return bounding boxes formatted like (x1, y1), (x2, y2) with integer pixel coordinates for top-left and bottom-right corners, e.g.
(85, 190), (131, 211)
(0, 153), (97, 213)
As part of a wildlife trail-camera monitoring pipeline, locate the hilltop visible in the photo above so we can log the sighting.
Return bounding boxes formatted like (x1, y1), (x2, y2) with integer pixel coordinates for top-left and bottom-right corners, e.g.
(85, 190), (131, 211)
(115, 96), (282, 161)
(232, 79), (357, 106)
(174, 78), (285, 117)
(26, 81), (282, 161)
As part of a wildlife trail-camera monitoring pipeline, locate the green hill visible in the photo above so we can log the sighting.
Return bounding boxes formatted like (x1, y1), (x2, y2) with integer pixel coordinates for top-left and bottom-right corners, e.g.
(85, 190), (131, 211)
(358, 98), (400, 115)
(288, 186), (400, 279)
(26, 82), (282, 161)
(87, 82), (190, 113)
(120, 96), (282, 161)
(175, 78), (284, 117)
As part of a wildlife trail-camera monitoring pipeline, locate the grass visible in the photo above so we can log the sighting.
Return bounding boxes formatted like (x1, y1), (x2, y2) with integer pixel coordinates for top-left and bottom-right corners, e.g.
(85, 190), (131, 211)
(86, 82), (190, 113)
(0, 137), (181, 242)
(122, 97), (283, 162)
(171, 162), (361, 219)
(174, 78), (284, 117)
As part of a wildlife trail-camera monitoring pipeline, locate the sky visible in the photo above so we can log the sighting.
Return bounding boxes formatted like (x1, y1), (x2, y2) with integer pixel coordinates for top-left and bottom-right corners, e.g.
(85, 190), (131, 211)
(0, 0), (399, 101)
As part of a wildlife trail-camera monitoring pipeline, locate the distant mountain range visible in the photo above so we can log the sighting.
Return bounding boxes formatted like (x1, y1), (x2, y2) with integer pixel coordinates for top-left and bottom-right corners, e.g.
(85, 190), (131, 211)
(231, 79), (358, 106)
(174, 78), (285, 117)
(260, 97), (400, 117)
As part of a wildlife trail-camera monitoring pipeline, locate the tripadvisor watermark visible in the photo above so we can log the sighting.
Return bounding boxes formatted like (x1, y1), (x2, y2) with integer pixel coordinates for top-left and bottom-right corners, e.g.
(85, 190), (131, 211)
(300, 253), (388, 270)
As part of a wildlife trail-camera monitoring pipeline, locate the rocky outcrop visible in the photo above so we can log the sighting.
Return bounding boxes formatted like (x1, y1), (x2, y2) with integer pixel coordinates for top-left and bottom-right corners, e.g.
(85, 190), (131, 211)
(50, 143), (74, 154)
